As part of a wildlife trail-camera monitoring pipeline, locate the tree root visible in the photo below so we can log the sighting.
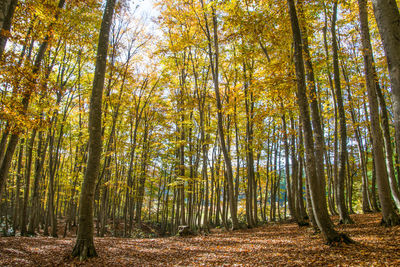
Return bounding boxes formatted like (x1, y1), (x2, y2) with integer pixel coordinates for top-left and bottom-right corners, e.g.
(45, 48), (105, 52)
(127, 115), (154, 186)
(72, 239), (97, 261)
(297, 221), (310, 227)
(380, 213), (400, 227)
(338, 217), (354, 225)
(327, 233), (355, 246)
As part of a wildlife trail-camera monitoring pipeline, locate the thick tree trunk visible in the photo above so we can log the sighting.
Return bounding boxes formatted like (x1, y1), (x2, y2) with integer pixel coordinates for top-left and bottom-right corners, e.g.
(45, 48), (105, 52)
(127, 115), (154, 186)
(371, 0), (400, 184)
(28, 131), (48, 234)
(376, 83), (400, 209)
(322, 3), (339, 216)
(72, 0), (115, 260)
(360, 0), (400, 225)
(287, 0), (351, 244)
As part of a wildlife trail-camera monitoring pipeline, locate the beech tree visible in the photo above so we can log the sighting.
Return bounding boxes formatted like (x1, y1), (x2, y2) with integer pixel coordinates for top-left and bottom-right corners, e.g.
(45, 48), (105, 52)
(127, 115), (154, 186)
(287, 0), (352, 244)
(1, 0), (400, 257)
(369, 0), (400, 226)
(72, 0), (116, 259)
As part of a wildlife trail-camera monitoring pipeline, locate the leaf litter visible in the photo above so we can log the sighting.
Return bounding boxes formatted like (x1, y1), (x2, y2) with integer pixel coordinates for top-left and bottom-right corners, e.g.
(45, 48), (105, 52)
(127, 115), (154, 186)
(0, 213), (399, 266)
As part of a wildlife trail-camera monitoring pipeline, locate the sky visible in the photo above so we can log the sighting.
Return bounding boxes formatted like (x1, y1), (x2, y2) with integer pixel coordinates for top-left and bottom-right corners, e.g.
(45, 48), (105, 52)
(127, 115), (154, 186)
(137, 0), (158, 20)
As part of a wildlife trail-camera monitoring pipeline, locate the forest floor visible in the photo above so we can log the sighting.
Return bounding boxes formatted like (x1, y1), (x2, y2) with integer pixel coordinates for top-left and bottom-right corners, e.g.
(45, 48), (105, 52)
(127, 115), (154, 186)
(0, 213), (400, 266)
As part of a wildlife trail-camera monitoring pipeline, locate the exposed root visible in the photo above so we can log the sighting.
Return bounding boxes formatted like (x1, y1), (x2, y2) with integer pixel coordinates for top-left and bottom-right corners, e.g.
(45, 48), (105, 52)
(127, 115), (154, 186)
(380, 213), (400, 227)
(338, 217), (354, 225)
(297, 221), (310, 227)
(71, 239), (97, 261)
(327, 233), (355, 246)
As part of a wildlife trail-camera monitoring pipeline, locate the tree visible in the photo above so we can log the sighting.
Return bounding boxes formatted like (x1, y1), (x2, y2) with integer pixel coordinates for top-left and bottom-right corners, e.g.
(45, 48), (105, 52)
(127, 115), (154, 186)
(72, 0), (116, 259)
(0, 0), (17, 57)
(0, 0), (66, 202)
(370, 0), (400, 190)
(364, 0), (400, 226)
(200, 0), (239, 230)
(287, 0), (352, 244)
(331, 0), (353, 224)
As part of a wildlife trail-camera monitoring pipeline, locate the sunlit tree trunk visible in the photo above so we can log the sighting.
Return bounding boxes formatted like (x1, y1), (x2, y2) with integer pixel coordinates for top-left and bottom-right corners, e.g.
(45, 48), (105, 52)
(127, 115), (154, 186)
(371, 1), (400, 185)
(287, 0), (352, 243)
(72, 0), (115, 259)
(331, 0), (353, 224)
(360, 0), (400, 225)
(201, 1), (239, 229)
(297, 0), (329, 222)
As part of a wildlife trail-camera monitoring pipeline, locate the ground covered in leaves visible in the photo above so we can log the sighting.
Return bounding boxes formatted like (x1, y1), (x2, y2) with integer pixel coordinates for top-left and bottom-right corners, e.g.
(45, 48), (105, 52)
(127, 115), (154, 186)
(1, 213), (400, 266)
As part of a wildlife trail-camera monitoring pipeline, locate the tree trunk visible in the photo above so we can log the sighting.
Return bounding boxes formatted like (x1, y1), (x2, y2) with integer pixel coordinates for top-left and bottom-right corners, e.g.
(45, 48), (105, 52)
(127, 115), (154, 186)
(360, 0), (400, 225)
(331, 0), (353, 224)
(0, 0), (17, 57)
(20, 129), (36, 235)
(72, 0), (115, 259)
(287, 0), (352, 244)
(28, 131), (49, 234)
(371, 0), (400, 185)
(201, 2), (239, 229)
(13, 139), (24, 231)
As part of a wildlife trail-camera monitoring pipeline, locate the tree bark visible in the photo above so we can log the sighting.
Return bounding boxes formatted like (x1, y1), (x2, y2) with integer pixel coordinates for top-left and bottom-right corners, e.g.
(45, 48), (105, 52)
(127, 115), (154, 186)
(287, 0), (352, 244)
(20, 129), (36, 235)
(371, 0), (400, 185)
(360, 0), (400, 225)
(72, 0), (115, 259)
(201, 1), (239, 229)
(331, 0), (353, 224)
(0, 0), (17, 58)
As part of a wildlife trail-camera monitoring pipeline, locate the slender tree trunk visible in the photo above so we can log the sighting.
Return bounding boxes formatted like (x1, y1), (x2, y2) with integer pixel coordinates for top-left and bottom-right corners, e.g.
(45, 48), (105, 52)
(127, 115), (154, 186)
(20, 129), (36, 235)
(201, 2), (239, 229)
(331, 1), (353, 224)
(345, 78), (372, 213)
(13, 139), (24, 231)
(0, 0), (17, 58)
(72, 0), (115, 259)
(282, 114), (295, 220)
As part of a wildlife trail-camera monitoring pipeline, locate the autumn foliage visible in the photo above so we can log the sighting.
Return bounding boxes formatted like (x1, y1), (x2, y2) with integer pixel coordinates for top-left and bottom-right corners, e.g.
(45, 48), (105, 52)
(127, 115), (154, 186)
(0, 0), (400, 265)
